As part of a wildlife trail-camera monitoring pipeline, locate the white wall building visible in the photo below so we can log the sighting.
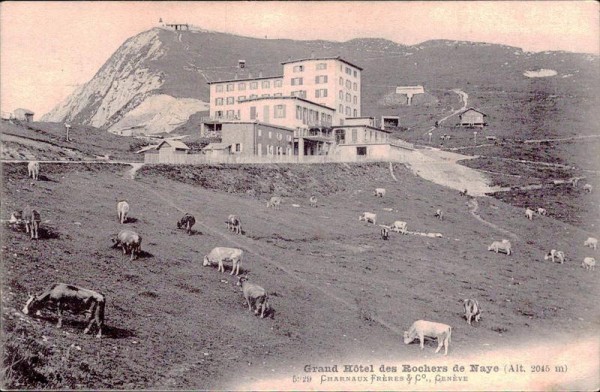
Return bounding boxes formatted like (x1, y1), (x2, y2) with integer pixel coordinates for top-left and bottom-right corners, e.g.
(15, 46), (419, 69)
(207, 56), (361, 126)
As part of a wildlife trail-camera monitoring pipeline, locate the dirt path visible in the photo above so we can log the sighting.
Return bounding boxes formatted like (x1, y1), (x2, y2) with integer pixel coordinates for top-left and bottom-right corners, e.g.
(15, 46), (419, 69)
(468, 198), (518, 240)
(127, 163), (144, 179)
(423, 89), (468, 136)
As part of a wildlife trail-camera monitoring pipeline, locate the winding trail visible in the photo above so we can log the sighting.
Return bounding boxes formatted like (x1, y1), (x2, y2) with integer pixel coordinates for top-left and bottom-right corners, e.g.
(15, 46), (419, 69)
(423, 88), (468, 136)
(468, 198), (518, 240)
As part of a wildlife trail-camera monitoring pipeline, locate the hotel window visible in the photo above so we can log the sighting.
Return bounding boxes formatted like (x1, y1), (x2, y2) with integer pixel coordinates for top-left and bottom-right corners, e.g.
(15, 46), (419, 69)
(274, 104), (286, 118)
(291, 90), (306, 98)
(216, 110), (223, 117)
(346, 93), (351, 102)
(316, 62), (327, 70)
(235, 143), (242, 152)
(250, 94), (258, 99)
(238, 82), (246, 90)
(296, 105), (302, 120)
(215, 98), (223, 106)
(352, 128), (357, 142)
(354, 70), (358, 77)
(268, 131), (272, 139)
(353, 82), (357, 91)
(238, 96), (246, 102)
(353, 96), (357, 104)
(293, 65), (304, 72)
(340, 64), (343, 71)
(315, 75), (328, 84)
(250, 82), (258, 89)
(345, 80), (351, 89)
(339, 104), (343, 113)
(216, 85), (223, 92)
(262, 80), (271, 88)
(291, 77), (303, 86)
(339, 90), (343, 99)
(257, 129), (262, 136)
(226, 110), (235, 118)
(345, 67), (352, 75)
(274, 93), (282, 97)
(315, 89), (327, 98)
(226, 83), (234, 92)
(353, 109), (358, 117)
(346, 106), (351, 116)
(357, 146), (367, 156)
(287, 135), (292, 141)
(339, 77), (343, 85)
(250, 106), (257, 120)
(274, 80), (282, 87)
(226, 97), (234, 104)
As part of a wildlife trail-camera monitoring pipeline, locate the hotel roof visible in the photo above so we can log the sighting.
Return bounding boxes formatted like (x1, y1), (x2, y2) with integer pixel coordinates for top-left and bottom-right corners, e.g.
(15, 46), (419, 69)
(281, 56), (363, 71)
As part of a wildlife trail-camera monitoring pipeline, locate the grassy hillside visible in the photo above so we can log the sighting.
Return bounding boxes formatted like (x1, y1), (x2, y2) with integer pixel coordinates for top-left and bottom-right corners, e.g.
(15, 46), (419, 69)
(2, 162), (598, 389)
(0, 121), (143, 161)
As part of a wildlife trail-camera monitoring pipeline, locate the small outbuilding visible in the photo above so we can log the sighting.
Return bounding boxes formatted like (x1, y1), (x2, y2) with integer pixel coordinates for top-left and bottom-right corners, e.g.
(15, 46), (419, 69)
(202, 143), (231, 156)
(458, 108), (487, 128)
(13, 108), (34, 122)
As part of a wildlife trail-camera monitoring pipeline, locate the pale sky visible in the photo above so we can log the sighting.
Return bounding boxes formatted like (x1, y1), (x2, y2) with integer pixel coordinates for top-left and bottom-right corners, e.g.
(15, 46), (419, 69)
(1, 1), (598, 117)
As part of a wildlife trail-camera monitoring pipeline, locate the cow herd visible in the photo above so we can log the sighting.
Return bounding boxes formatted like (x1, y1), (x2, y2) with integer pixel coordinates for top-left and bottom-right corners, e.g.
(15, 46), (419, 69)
(359, 186), (596, 355)
(9, 161), (599, 355)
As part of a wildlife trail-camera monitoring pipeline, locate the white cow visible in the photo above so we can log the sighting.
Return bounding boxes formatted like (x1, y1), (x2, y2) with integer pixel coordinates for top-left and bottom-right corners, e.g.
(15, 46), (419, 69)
(537, 207), (547, 216)
(111, 229), (142, 261)
(434, 209), (444, 221)
(374, 188), (386, 197)
(462, 299), (481, 326)
(27, 161), (40, 180)
(488, 240), (512, 255)
(544, 249), (565, 264)
(584, 237), (598, 250)
(404, 320), (452, 355)
(525, 208), (534, 220)
(359, 212), (377, 225)
(117, 200), (130, 224)
(390, 220), (407, 234)
(266, 196), (282, 209)
(582, 257), (596, 271)
(309, 196), (318, 208)
(203, 247), (243, 275)
(583, 184), (593, 193)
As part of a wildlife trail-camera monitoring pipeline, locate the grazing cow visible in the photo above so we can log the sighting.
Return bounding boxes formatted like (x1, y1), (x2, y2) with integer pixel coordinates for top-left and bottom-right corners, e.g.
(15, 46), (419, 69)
(203, 247), (243, 275)
(434, 209), (444, 221)
(266, 196), (282, 209)
(381, 227), (389, 240)
(237, 276), (269, 318)
(20, 206), (41, 240)
(226, 214), (242, 234)
(373, 188), (386, 197)
(582, 257), (596, 271)
(462, 299), (481, 326)
(117, 200), (130, 224)
(22, 283), (105, 338)
(488, 240), (512, 255)
(404, 320), (452, 355)
(525, 208), (534, 220)
(177, 213), (196, 235)
(359, 212), (377, 225)
(27, 161), (40, 180)
(390, 220), (407, 234)
(583, 184), (593, 193)
(111, 229), (142, 260)
(584, 237), (598, 250)
(537, 207), (547, 216)
(309, 196), (318, 208)
(544, 249), (566, 264)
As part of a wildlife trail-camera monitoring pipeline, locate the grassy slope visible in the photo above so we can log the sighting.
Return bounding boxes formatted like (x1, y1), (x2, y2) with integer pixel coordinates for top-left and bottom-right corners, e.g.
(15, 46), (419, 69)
(0, 121), (142, 161)
(2, 162), (598, 389)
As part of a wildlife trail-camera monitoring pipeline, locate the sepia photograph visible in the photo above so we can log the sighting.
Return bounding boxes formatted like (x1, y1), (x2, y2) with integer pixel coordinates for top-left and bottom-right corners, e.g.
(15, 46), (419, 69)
(1, 1), (598, 390)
